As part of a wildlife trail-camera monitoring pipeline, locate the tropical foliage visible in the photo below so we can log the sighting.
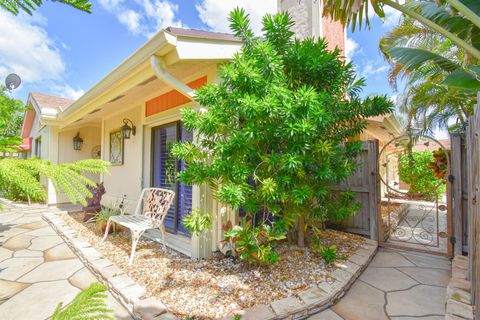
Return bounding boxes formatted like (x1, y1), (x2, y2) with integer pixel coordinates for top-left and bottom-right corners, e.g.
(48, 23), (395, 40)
(0, 88), (109, 206)
(323, 0), (480, 134)
(173, 8), (393, 263)
(0, 0), (91, 15)
(182, 209), (212, 235)
(0, 87), (24, 153)
(398, 151), (446, 200)
(51, 282), (113, 320)
(379, 7), (478, 133)
(0, 158), (110, 205)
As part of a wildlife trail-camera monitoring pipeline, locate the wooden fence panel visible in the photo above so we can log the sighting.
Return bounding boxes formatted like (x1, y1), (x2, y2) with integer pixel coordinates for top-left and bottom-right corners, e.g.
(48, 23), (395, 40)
(336, 140), (379, 239)
(451, 134), (470, 255)
(451, 133), (463, 256)
(472, 94), (480, 319)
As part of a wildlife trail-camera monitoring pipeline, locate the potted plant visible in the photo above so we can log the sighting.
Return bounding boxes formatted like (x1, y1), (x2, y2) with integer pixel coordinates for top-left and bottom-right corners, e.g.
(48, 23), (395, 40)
(95, 207), (120, 234)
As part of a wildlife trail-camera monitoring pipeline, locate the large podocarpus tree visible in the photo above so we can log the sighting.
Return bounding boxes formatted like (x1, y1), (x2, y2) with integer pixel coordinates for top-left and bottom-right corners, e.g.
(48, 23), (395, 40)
(173, 9), (393, 249)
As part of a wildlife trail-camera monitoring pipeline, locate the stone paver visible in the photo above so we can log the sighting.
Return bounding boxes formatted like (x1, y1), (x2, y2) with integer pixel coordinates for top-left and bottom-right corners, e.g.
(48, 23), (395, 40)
(308, 309), (343, 320)
(3, 234), (34, 251)
(0, 206), (133, 319)
(332, 280), (388, 320)
(0, 257), (44, 280)
(369, 251), (415, 268)
(387, 284), (446, 316)
(28, 235), (63, 251)
(44, 242), (77, 261)
(309, 248), (451, 320)
(0, 279), (29, 302)
(18, 259), (84, 282)
(359, 267), (417, 291)
(68, 267), (98, 290)
(397, 266), (451, 287)
(0, 280), (80, 319)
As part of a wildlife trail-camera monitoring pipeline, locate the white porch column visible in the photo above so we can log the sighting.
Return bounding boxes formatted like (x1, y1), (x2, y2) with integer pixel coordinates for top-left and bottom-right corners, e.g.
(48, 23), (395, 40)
(46, 126), (60, 204)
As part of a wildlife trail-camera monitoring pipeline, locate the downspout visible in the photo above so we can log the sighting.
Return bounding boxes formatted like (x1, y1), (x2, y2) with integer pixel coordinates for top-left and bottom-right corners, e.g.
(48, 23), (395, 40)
(150, 55), (198, 102)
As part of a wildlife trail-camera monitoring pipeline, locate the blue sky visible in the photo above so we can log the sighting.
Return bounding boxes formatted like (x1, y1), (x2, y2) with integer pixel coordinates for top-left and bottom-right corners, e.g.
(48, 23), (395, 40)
(0, 0), (402, 104)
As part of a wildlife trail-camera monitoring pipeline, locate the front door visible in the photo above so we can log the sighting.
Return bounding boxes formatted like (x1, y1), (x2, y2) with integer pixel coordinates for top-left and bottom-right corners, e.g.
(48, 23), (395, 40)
(151, 122), (193, 234)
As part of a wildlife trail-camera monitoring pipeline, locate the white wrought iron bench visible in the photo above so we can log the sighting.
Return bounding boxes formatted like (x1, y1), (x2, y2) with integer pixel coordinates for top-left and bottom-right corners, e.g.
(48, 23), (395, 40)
(101, 188), (175, 265)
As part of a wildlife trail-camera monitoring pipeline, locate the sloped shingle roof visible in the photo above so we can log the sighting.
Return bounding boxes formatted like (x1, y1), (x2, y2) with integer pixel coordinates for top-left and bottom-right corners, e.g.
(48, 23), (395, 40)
(165, 27), (240, 42)
(30, 92), (74, 111)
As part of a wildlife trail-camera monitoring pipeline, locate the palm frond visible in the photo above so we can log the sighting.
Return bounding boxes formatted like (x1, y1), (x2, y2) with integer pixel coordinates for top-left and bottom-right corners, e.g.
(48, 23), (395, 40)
(0, 0), (92, 15)
(388, 47), (462, 72)
(51, 282), (114, 320)
(0, 158), (110, 205)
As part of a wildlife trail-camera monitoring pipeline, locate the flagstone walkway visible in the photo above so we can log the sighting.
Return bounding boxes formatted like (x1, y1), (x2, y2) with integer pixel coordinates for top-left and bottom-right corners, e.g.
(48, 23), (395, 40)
(312, 248), (451, 320)
(0, 205), (133, 320)
(1, 204), (451, 320)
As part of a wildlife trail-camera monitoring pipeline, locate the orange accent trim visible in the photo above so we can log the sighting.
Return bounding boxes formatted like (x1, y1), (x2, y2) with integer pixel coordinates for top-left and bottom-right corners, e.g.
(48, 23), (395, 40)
(145, 76), (207, 117)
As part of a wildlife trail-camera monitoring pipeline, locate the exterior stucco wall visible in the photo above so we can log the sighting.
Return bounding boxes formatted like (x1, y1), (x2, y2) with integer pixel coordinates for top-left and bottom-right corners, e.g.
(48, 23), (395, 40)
(278, 0), (345, 55)
(278, 0), (321, 40)
(58, 126), (101, 165)
(322, 18), (345, 54)
(102, 106), (143, 211)
(54, 126), (102, 204)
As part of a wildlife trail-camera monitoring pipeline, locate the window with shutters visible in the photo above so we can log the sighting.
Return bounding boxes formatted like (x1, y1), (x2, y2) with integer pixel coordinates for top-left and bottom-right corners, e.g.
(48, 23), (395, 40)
(151, 122), (193, 235)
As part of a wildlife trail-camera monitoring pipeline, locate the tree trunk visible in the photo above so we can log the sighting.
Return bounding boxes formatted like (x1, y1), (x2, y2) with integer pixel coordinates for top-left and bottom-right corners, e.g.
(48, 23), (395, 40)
(297, 213), (305, 247)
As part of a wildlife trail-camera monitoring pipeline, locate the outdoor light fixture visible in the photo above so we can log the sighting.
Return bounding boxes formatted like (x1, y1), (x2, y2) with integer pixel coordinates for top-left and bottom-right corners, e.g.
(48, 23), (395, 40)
(73, 132), (83, 150)
(121, 118), (136, 139)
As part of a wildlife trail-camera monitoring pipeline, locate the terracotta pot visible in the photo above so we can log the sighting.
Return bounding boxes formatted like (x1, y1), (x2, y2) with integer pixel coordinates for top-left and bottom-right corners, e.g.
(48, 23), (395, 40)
(98, 222), (114, 234)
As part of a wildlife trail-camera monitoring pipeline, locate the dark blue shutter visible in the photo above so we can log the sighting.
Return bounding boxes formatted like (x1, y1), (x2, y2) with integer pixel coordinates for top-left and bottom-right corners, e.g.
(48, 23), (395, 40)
(177, 124), (193, 233)
(152, 124), (177, 231)
(152, 122), (193, 235)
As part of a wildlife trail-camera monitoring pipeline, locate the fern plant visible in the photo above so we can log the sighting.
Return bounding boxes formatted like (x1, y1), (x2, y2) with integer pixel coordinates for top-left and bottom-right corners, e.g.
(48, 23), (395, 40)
(0, 158), (110, 205)
(51, 282), (114, 320)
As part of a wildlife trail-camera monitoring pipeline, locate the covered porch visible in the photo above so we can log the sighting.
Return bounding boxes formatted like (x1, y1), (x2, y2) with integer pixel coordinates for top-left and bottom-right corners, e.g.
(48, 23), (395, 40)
(50, 28), (242, 258)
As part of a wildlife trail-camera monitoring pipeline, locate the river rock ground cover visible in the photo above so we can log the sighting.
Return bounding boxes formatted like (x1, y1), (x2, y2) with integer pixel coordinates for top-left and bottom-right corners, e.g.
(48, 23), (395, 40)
(64, 212), (364, 319)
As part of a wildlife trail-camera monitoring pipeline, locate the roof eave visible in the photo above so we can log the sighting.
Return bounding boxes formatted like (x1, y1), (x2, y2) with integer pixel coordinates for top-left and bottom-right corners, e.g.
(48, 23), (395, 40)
(59, 30), (177, 121)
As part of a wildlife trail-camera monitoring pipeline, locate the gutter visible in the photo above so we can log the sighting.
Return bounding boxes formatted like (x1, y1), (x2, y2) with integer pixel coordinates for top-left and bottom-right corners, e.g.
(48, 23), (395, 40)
(150, 55), (198, 102)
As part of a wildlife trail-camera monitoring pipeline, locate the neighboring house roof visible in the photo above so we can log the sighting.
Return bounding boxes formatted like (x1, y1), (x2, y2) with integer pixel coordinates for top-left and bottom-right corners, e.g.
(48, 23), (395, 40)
(30, 92), (74, 111)
(165, 27), (240, 42)
(21, 92), (74, 138)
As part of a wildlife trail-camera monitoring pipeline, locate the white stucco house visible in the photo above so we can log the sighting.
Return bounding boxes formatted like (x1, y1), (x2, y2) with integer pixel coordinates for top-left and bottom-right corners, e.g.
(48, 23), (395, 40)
(19, 1), (401, 259)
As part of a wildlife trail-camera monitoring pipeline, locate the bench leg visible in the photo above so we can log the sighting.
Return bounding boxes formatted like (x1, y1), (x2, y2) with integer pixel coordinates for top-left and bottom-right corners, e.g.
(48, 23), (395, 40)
(129, 229), (145, 266)
(159, 224), (166, 250)
(101, 218), (113, 243)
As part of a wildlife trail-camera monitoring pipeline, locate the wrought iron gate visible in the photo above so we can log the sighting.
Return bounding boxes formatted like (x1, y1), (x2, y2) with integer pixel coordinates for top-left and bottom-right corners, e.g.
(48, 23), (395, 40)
(378, 134), (452, 256)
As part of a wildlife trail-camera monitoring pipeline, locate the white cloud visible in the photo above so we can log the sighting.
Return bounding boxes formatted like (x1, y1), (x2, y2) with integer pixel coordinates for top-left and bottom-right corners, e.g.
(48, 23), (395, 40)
(366, 2), (403, 28)
(0, 10), (84, 100)
(53, 84), (85, 100)
(196, 0), (277, 34)
(0, 10), (65, 83)
(362, 61), (389, 76)
(345, 37), (359, 62)
(99, 0), (184, 37)
(118, 10), (142, 34)
(383, 6), (402, 28)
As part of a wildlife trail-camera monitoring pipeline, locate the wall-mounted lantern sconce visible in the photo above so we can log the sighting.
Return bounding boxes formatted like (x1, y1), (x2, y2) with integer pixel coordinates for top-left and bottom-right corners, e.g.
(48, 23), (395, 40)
(121, 118), (136, 139)
(73, 132), (83, 150)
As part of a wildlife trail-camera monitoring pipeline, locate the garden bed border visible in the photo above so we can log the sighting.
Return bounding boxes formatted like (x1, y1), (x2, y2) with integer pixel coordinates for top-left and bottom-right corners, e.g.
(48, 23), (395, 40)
(43, 210), (377, 320)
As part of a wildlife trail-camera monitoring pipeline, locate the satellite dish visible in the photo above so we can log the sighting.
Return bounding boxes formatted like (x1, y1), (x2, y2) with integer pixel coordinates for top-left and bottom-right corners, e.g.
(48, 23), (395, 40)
(5, 73), (21, 91)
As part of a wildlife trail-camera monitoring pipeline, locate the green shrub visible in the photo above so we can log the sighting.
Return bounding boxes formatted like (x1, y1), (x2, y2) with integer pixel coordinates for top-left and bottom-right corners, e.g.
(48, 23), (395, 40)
(172, 8), (392, 255)
(311, 236), (340, 265)
(223, 218), (286, 265)
(95, 207), (120, 223)
(182, 209), (212, 235)
(398, 151), (446, 201)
